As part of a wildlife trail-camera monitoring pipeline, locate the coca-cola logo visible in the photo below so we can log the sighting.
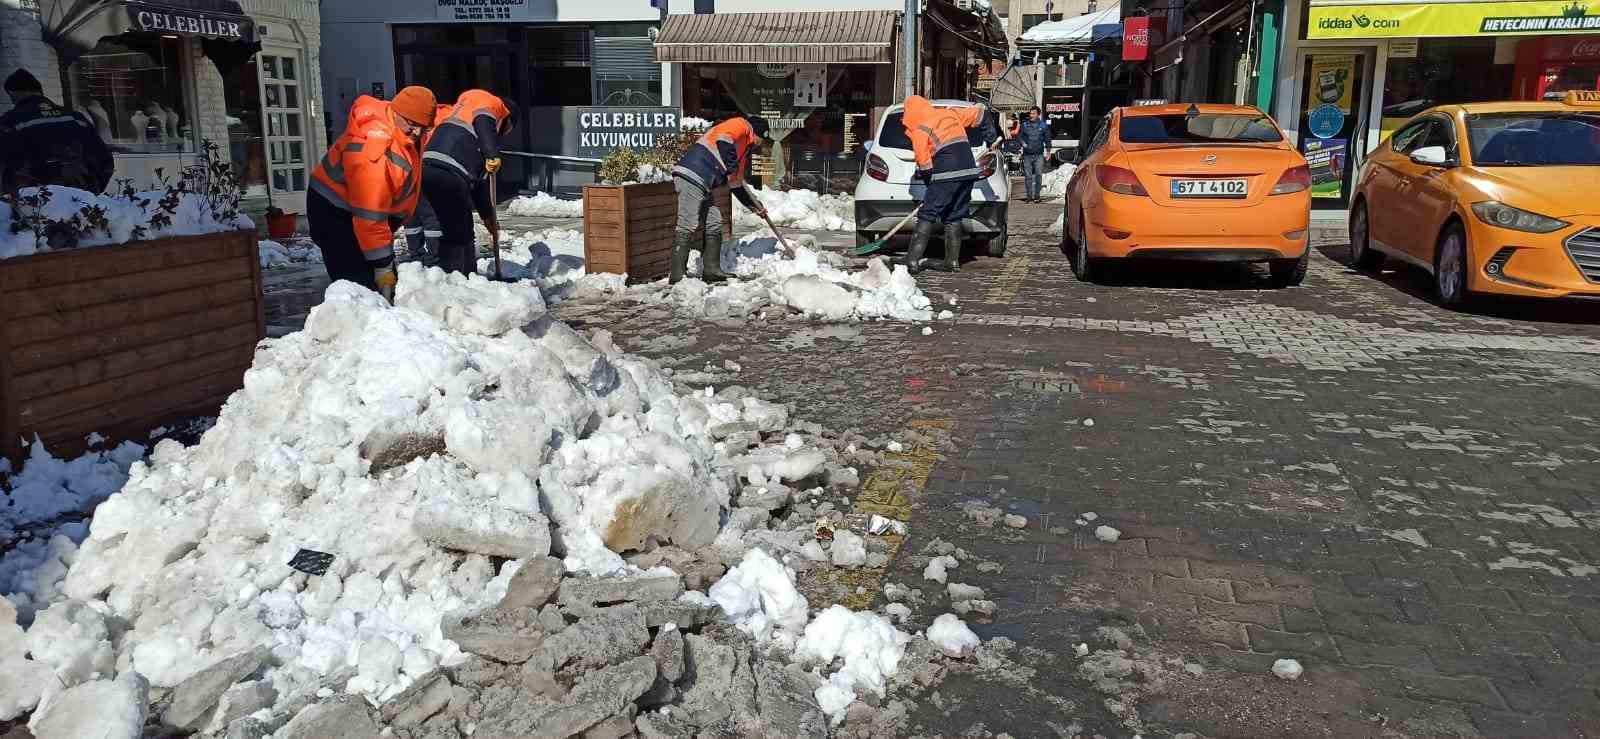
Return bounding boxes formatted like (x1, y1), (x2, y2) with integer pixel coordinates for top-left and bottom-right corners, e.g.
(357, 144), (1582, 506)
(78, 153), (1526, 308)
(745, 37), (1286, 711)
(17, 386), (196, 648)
(1550, 37), (1600, 59)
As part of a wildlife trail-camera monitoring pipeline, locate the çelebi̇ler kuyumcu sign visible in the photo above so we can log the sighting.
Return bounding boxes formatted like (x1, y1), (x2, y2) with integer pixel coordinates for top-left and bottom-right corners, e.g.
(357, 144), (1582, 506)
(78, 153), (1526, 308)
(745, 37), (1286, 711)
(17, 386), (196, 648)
(133, 7), (246, 40)
(1308, 0), (1600, 38)
(575, 108), (683, 159)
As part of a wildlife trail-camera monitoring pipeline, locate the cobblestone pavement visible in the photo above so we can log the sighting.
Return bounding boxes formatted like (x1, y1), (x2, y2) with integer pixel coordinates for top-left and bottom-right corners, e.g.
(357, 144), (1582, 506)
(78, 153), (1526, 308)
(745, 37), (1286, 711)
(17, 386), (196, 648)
(266, 198), (1600, 738)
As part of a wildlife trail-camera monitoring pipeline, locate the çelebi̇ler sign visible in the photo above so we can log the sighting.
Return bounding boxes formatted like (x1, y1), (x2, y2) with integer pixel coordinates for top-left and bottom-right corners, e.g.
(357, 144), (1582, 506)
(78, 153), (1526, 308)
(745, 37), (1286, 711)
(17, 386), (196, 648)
(134, 9), (246, 40)
(1308, 0), (1600, 38)
(576, 108), (683, 159)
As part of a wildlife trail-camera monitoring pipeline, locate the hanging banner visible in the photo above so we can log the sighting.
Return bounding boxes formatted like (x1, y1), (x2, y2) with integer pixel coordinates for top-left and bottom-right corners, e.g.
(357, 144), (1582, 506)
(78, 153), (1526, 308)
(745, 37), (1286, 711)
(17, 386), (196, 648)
(1303, 138), (1348, 199)
(1308, 0), (1600, 38)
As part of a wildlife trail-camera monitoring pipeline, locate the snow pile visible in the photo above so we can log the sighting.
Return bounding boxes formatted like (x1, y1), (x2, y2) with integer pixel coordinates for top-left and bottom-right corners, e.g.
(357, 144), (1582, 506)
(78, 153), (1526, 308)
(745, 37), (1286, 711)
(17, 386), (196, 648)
(681, 116), (713, 131)
(1272, 658), (1304, 680)
(1, 440), (146, 619)
(1049, 212), (1065, 236)
(505, 192), (584, 219)
(0, 186), (253, 260)
(708, 548), (809, 645)
(12, 267), (826, 716)
(795, 605), (910, 724)
(258, 239), (323, 269)
(734, 188), (855, 232)
(625, 233), (932, 322)
(1041, 163), (1077, 200)
(927, 613), (981, 658)
(634, 163), (673, 184)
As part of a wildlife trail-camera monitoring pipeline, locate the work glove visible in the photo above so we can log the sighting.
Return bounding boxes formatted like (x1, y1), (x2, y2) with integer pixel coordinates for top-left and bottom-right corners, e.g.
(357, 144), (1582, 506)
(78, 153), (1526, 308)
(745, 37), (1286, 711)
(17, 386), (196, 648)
(374, 264), (397, 303)
(485, 157), (502, 174)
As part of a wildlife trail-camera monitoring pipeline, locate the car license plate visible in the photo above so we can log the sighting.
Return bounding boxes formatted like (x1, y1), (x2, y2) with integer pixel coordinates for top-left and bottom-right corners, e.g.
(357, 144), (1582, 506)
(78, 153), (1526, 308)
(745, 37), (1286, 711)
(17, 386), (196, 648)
(1171, 179), (1248, 198)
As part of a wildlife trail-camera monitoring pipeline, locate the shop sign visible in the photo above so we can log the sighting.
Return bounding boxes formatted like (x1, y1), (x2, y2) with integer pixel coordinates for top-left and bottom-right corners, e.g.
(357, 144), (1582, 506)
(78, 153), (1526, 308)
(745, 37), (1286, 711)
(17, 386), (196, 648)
(1388, 39), (1419, 57)
(435, 0), (535, 22)
(1308, 0), (1600, 39)
(134, 9), (247, 40)
(1042, 87), (1083, 139)
(575, 107), (683, 159)
(1121, 16), (1166, 61)
(1302, 138), (1348, 199)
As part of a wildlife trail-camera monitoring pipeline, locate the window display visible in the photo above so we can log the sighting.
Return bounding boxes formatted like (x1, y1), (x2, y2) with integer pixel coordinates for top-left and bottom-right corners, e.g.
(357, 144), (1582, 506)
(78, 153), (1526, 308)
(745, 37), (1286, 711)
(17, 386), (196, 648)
(72, 36), (193, 154)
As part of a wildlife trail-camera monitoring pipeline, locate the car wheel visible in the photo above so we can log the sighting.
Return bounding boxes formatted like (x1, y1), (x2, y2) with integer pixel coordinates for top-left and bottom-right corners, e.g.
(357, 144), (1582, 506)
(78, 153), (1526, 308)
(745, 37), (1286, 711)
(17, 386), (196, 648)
(1349, 201), (1384, 271)
(1269, 249), (1309, 288)
(986, 223), (1008, 258)
(1071, 215), (1097, 283)
(1435, 223), (1471, 308)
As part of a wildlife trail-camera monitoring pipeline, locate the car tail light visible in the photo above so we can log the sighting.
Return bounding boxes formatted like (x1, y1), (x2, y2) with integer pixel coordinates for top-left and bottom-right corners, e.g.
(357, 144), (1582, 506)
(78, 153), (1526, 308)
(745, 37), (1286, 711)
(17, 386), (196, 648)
(1271, 165), (1311, 195)
(866, 154), (890, 182)
(979, 153), (997, 179)
(1095, 165), (1148, 196)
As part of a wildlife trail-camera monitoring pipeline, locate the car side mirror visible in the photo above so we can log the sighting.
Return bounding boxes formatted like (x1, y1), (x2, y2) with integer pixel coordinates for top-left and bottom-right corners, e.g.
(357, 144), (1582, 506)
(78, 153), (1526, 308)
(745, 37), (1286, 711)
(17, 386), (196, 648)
(1409, 146), (1453, 167)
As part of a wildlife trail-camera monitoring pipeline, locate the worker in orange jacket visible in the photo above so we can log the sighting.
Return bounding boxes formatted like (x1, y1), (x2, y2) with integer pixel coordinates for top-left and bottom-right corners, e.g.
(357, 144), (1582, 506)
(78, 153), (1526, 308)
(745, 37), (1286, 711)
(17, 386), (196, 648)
(308, 86), (437, 299)
(421, 90), (517, 276)
(901, 96), (989, 274)
(670, 116), (770, 283)
(401, 103), (455, 269)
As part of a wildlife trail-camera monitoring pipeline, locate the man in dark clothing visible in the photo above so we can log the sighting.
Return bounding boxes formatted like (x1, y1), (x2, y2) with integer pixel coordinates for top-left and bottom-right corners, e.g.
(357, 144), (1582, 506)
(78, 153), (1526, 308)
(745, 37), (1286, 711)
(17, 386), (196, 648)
(670, 116), (770, 283)
(421, 90), (516, 276)
(1018, 106), (1051, 202)
(0, 69), (114, 194)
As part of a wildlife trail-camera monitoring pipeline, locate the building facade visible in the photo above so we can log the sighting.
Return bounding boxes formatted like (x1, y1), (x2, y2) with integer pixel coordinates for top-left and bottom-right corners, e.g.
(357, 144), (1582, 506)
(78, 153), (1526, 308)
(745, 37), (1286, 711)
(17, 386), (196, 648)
(1, 0), (324, 215)
(1272, 0), (1600, 210)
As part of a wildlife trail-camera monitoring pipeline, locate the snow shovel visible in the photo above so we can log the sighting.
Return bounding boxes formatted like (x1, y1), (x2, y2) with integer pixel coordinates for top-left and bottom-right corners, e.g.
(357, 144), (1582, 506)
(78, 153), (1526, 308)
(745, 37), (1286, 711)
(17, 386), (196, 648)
(486, 173), (515, 283)
(758, 210), (792, 251)
(853, 204), (921, 256)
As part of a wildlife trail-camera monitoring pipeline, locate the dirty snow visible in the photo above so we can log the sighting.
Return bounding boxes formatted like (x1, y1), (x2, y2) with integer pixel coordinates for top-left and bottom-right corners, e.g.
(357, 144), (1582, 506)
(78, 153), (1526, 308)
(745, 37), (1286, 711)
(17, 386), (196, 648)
(1094, 525), (1122, 543)
(1272, 658), (1304, 680)
(259, 239), (323, 269)
(1041, 164), (1076, 200)
(795, 605), (910, 724)
(926, 614), (980, 658)
(708, 548), (810, 645)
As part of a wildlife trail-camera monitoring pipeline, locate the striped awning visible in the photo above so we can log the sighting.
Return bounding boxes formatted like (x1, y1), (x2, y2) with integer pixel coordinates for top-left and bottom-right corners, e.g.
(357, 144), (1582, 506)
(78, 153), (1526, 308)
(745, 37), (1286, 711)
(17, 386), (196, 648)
(654, 10), (899, 65)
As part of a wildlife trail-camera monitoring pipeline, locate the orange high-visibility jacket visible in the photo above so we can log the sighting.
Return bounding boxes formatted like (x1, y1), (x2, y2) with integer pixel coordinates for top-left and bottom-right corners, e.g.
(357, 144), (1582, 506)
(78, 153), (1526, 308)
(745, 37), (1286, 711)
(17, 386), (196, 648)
(673, 117), (760, 192)
(309, 95), (423, 260)
(423, 89), (512, 180)
(902, 96), (984, 182)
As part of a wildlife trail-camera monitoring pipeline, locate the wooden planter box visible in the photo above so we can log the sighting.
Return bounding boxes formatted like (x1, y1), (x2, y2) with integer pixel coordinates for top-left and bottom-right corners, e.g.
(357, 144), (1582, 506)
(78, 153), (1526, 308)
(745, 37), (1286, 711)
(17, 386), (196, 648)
(582, 182), (734, 283)
(0, 231), (265, 468)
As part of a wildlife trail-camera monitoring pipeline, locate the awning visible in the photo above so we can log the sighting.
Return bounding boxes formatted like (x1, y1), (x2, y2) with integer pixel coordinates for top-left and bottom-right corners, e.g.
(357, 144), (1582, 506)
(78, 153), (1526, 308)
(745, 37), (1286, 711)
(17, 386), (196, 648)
(1307, 0), (1600, 39)
(654, 10), (899, 64)
(1019, 4), (1124, 47)
(39, 0), (259, 67)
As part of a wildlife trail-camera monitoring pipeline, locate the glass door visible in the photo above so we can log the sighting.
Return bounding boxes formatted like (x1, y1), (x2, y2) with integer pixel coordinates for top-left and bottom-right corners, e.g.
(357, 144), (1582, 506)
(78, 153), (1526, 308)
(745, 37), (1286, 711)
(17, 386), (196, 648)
(260, 51), (309, 205)
(1296, 49), (1370, 210)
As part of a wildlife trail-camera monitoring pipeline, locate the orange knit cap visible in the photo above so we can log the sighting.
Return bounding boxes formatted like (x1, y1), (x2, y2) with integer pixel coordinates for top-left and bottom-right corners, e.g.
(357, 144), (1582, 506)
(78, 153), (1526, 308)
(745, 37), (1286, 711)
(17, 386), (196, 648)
(390, 86), (437, 126)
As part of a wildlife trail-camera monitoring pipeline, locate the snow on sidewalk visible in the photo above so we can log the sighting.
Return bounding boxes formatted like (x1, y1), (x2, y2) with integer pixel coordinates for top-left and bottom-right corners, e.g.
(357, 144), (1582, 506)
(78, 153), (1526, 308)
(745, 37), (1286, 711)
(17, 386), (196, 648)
(734, 187), (855, 232)
(259, 238), (323, 269)
(505, 191), (584, 219)
(3, 264), (948, 731)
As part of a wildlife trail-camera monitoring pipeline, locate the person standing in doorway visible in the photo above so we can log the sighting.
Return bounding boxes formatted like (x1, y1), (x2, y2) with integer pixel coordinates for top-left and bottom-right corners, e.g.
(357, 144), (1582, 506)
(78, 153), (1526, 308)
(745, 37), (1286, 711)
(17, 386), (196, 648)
(1018, 106), (1051, 202)
(307, 85), (436, 300)
(421, 90), (517, 276)
(669, 115), (770, 283)
(0, 69), (114, 194)
(900, 95), (987, 274)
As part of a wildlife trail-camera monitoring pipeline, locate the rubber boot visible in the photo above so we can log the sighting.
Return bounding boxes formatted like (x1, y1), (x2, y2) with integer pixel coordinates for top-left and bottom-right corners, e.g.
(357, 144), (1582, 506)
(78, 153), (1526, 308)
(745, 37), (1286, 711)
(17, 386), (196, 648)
(669, 230), (694, 283)
(903, 220), (937, 275)
(942, 222), (963, 272)
(701, 228), (729, 283)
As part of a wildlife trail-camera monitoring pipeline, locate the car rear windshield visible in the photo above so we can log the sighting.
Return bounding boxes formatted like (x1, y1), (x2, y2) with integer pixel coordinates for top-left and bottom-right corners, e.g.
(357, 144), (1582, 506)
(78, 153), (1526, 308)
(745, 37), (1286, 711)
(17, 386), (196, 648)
(1118, 113), (1283, 144)
(1465, 112), (1600, 166)
(878, 111), (995, 150)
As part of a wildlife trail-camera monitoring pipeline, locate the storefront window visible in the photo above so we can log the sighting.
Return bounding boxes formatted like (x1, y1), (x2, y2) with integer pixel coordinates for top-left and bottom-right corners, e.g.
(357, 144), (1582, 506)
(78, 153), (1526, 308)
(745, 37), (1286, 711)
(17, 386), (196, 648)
(262, 52), (308, 195)
(71, 36), (193, 154)
(594, 24), (661, 106)
(1382, 38), (1513, 120)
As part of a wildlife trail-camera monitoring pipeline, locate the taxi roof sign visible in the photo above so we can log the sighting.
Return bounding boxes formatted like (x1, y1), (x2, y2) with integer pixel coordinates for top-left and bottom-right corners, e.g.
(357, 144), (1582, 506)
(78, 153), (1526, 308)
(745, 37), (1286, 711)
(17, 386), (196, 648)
(1564, 90), (1600, 107)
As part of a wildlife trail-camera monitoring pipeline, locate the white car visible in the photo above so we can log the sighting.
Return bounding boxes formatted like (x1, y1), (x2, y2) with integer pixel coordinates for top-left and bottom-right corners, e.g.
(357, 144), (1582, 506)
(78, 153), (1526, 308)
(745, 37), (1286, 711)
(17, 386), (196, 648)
(854, 100), (1010, 258)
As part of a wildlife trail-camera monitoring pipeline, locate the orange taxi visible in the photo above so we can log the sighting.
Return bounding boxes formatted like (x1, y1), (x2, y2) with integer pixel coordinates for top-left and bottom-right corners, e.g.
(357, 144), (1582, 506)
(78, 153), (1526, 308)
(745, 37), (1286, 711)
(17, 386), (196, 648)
(1061, 103), (1312, 286)
(1350, 91), (1600, 306)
